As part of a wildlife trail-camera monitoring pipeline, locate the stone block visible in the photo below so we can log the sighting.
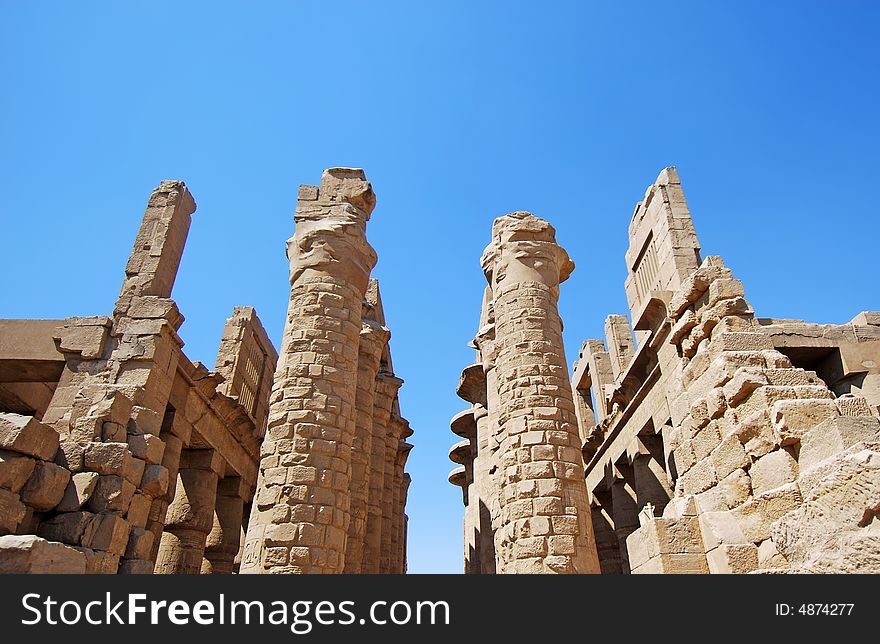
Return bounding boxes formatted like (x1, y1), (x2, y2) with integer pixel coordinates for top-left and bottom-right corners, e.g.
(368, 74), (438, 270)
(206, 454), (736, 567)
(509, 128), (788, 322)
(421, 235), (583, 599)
(0, 450), (37, 493)
(706, 543), (759, 574)
(757, 539), (788, 569)
(771, 399), (839, 446)
(76, 547), (121, 573)
(835, 395), (874, 418)
(55, 440), (85, 472)
(731, 483), (803, 543)
(657, 552), (709, 574)
(698, 510), (749, 550)
(37, 510), (92, 544)
(749, 449), (798, 496)
(710, 434), (749, 480)
(82, 513), (131, 556)
(0, 535), (86, 573)
(0, 487), (26, 534)
(20, 461), (71, 511)
(798, 416), (880, 473)
(128, 432), (166, 465)
(0, 413), (59, 460)
(141, 464), (169, 497)
(692, 423), (721, 460)
(679, 457), (717, 496)
(123, 527), (154, 560)
(84, 442), (137, 477)
(126, 493), (152, 528)
(87, 475), (136, 512)
(717, 468), (751, 509)
(57, 471), (100, 512)
(722, 368), (767, 407)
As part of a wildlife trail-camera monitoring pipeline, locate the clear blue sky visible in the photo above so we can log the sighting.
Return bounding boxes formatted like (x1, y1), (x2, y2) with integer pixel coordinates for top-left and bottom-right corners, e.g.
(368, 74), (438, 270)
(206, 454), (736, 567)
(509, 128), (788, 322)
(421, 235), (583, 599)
(1, 2), (878, 573)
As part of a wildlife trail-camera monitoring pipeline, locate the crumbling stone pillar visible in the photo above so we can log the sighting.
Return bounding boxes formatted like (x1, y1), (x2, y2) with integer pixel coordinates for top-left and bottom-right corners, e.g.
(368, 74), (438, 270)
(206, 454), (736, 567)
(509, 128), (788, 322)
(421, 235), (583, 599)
(590, 490), (623, 574)
(343, 319), (389, 574)
(363, 372), (401, 573)
(605, 315), (635, 380)
(154, 449), (221, 574)
(36, 180), (194, 574)
(397, 472), (411, 573)
(380, 413), (408, 573)
(241, 169), (378, 574)
(391, 440), (412, 574)
(480, 211), (599, 573)
(202, 476), (247, 574)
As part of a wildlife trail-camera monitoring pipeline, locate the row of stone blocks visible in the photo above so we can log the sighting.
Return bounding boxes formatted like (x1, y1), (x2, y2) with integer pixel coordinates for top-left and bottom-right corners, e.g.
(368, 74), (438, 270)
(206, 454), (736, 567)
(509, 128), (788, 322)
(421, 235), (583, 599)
(626, 257), (880, 573)
(0, 411), (167, 573)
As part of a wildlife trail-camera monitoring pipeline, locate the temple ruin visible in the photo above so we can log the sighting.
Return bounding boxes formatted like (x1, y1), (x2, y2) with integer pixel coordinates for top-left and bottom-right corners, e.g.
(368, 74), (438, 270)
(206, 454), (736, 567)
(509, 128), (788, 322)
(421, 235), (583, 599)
(450, 167), (880, 574)
(0, 169), (413, 574)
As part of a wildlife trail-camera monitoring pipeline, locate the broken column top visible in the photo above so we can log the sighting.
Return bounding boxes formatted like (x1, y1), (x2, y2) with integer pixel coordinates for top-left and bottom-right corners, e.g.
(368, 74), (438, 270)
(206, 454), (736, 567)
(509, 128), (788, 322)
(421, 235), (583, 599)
(119, 179), (196, 300)
(296, 167), (376, 217)
(481, 211), (574, 285)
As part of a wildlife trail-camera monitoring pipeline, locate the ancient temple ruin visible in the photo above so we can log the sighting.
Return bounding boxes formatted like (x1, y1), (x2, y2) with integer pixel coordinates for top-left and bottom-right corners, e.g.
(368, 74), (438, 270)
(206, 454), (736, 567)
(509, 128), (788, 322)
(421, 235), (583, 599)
(0, 169), (413, 574)
(450, 167), (880, 574)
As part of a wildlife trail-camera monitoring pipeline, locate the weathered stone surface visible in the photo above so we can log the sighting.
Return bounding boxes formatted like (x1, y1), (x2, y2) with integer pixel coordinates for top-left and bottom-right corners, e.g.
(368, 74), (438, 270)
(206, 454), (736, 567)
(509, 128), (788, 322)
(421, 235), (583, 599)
(772, 446), (880, 572)
(0, 535), (86, 573)
(749, 449), (798, 496)
(0, 413), (59, 460)
(56, 471), (100, 512)
(0, 450), (37, 493)
(20, 460), (70, 511)
(0, 487), (27, 534)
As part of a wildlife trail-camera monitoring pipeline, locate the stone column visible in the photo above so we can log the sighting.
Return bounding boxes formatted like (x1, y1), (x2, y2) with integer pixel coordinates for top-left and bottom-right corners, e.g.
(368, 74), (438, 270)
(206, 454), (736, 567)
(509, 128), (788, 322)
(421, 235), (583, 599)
(480, 211), (599, 574)
(343, 319), (389, 573)
(380, 414), (407, 573)
(632, 435), (672, 517)
(154, 449), (221, 574)
(363, 372), (401, 573)
(399, 473), (412, 573)
(241, 169), (378, 574)
(610, 463), (639, 574)
(202, 476), (246, 574)
(390, 439), (412, 573)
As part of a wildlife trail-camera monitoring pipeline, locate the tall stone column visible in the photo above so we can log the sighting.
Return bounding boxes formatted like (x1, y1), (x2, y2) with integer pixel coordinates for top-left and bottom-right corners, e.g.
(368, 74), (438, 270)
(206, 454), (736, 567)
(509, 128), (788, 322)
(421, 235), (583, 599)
(363, 372), (401, 573)
(202, 476), (246, 574)
(343, 319), (390, 573)
(480, 212), (599, 573)
(380, 414), (407, 573)
(241, 169), (378, 574)
(154, 449), (221, 574)
(610, 465), (639, 574)
(392, 443), (412, 573)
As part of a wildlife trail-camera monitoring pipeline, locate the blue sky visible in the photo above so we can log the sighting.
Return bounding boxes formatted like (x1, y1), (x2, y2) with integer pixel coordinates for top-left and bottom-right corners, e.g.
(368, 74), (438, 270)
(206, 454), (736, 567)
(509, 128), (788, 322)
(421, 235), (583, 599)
(1, 1), (878, 573)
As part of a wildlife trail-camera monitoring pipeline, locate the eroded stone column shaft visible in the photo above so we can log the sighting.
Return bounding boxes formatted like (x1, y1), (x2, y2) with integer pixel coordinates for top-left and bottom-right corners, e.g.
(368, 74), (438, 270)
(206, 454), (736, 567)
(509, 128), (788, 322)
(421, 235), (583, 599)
(343, 320), (389, 573)
(241, 169), (377, 574)
(379, 414), (406, 573)
(363, 373), (401, 573)
(202, 477), (246, 574)
(154, 449), (220, 574)
(481, 212), (600, 574)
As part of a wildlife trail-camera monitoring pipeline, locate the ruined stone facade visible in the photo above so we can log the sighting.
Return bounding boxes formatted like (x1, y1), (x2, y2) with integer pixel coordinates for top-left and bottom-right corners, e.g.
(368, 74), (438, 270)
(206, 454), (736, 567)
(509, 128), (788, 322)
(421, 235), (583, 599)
(451, 167), (880, 574)
(0, 170), (412, 574)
